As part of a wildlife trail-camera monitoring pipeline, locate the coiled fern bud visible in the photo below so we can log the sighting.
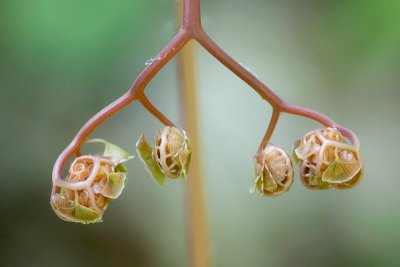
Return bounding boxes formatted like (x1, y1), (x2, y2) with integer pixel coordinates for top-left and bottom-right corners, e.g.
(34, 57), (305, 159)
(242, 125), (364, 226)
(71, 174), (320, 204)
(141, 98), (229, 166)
(294, 128), (363, 190)
(137, 126), (191, 185)
(50, 139), (133, 224)
(252, 145), (294, 196)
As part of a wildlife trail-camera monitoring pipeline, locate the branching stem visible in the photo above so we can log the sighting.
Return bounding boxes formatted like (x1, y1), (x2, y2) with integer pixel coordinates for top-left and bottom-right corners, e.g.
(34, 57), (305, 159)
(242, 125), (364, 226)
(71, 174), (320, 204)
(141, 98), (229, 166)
(52, 1), (359, 263)
(53, 0), (357, 181)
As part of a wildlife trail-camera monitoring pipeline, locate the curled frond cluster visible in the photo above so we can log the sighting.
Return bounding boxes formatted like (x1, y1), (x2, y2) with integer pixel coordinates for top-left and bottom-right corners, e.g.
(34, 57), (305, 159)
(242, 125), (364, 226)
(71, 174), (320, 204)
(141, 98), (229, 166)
(294, 128), (363, 190)
(252, 145), (294, 196)
(251, 127), (363, 197)
(51, 139), (133, 224)
(136, 126), (191, 185)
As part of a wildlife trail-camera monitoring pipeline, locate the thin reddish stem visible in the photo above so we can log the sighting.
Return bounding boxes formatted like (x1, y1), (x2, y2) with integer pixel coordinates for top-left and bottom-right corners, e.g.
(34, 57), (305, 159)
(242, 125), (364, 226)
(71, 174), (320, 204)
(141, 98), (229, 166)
(257, 109), (280, 156)
(193, 29), (356, 146)
(282, 104), (335, 128)
(183, 0), (201, 32)
(139, 95), (175, 127)
(282, 104), (358, 145)
(53, 0), (359, 186)
(195, 30), (284, 109)
(52, 30), (190, 181)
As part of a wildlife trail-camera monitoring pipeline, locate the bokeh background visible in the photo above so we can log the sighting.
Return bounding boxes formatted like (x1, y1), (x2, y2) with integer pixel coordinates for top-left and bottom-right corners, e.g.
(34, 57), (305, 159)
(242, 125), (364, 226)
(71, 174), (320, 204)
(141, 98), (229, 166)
(1, 0), (399, 266)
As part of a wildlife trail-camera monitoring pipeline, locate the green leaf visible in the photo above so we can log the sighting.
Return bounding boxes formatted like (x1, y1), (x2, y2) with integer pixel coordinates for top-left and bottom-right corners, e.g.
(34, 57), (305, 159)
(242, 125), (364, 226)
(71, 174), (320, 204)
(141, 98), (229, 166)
(136, 134), (153, 158)
(322, 159), (362, 183)
(316, 177), (332, 190)
(136, 134), (166, 186)
(86, 138), (134, 164)
(51, 193), (103, 224)
(101, 172), (126, 199)
(115, 163), (127, 173)
(262, 171), (278, 193)
(74, 204), (103, 224)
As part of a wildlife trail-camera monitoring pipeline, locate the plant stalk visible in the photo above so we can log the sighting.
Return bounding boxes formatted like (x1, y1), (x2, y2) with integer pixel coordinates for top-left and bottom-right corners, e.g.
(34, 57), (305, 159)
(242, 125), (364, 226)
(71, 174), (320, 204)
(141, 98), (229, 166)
(177, 1), (210, 266)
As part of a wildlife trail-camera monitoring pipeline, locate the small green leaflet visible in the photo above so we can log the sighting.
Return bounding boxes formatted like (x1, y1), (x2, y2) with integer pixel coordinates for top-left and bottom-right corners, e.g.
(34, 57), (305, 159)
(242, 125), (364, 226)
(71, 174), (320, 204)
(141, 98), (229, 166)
(178, 149), (191, 179)
(74, 204), (103, 224)
(322, 159), (362, 183)
(101, 172), (126, 199)
(115, 163), (127, 173)
(51, 193), (103, 224)
(136, 134), (166, 186)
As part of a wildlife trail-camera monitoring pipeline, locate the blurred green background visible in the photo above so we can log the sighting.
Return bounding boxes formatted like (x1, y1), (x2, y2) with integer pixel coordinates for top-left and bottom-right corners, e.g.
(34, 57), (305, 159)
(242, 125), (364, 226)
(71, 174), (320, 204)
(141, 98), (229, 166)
(1, 0), (399, 266)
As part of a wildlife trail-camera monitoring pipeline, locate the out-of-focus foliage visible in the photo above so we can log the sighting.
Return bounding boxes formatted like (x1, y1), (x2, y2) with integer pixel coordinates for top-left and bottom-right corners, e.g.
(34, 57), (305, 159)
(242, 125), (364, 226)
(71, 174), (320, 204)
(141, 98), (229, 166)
(1, 0), (399, 266)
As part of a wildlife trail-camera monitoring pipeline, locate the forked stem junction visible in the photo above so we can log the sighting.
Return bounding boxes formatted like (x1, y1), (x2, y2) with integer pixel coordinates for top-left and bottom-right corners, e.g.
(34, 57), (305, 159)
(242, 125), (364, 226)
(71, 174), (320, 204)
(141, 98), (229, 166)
(52, 3), (359, 266)
(53, 0), (357, 182)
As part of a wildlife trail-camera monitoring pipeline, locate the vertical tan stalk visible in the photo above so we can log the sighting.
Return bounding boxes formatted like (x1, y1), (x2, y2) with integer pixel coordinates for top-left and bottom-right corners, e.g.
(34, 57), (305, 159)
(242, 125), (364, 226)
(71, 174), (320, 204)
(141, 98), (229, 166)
(177, 2), (210, 266)
(179, 40), (210, 267)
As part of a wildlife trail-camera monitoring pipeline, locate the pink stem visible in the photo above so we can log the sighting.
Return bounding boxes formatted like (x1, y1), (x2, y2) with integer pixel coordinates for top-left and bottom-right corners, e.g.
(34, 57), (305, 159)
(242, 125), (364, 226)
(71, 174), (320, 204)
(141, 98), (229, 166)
(52, 30), (190, 180)
(283, 104), (357, 145)
(195, 30), (284, 108)
(53, 0), (358, 182)
(282, 104), (335, 127)
(257, 109), (280, 156)
(139, 95), (175, 127)
(194, 29), (356, 146)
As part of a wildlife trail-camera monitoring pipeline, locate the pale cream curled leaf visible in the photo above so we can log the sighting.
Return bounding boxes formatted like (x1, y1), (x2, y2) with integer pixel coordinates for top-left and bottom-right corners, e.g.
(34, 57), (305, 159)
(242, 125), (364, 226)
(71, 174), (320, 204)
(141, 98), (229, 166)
(168, 141), (183, 156)
(51, 193), (75, 221)
(183, 131), (191, 150)
(291, 140), (302, 165)
(92, 182), (103, 194)
(87, 138), (134, 164)
(295, 138), (320, 160)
